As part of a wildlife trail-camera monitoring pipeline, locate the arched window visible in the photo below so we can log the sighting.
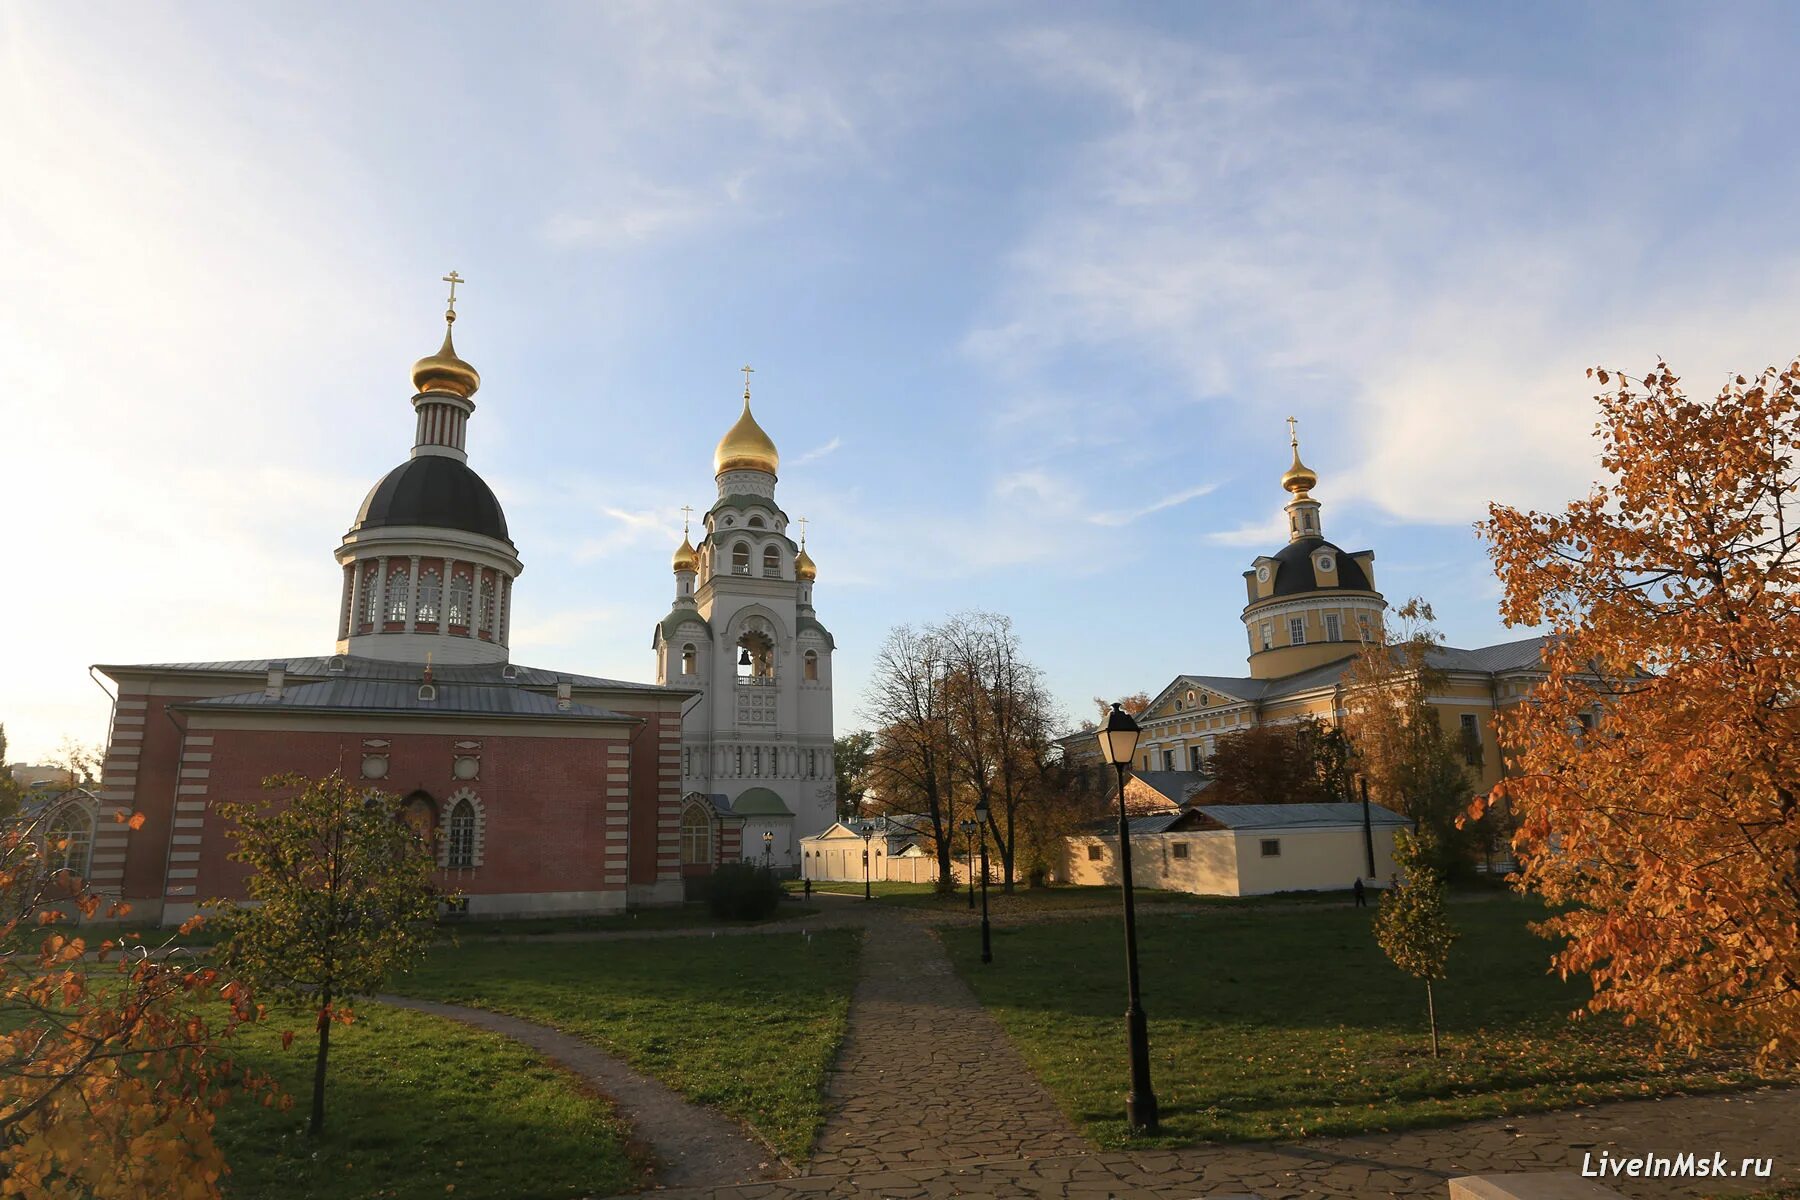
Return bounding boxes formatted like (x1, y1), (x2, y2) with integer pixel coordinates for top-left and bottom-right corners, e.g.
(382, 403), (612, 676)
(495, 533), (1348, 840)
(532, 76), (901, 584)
(48, 805), (93, 877)
(747, 516), (766, 529)
(731, 543), (751, 574)
(762, 545), (781, 577)
(417, 569), (442, 624)
(446, 798), (478, 868)
(362, 565), (380, 625)
(478, 576), (495, 635)
(680, 806), (712, 865)
(448, 573), (471, 628)
(681, 644), (697, 675)
(804, 650), (819, 681)
(387, 566), (410, 623)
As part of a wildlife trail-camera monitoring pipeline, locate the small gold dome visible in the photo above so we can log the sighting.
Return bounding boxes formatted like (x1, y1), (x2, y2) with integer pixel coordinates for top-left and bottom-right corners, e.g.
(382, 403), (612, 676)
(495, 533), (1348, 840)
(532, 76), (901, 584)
(1281, 446), (1317, 496)
(714, 399), (779, 476)
(795, 545), (817, 581)
(412, 325), (480, 399)
(672, 535), (698, 573)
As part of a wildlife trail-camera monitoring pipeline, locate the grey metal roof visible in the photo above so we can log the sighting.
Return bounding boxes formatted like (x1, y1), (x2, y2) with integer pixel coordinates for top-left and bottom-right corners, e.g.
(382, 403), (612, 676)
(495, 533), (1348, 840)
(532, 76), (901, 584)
(1088, 810), (1216, 836)
(95, 654), (676, 693)
(1194, 802), (1410, 830)
(185, 679), (633, 721)
(1130, 771), (1214, 805)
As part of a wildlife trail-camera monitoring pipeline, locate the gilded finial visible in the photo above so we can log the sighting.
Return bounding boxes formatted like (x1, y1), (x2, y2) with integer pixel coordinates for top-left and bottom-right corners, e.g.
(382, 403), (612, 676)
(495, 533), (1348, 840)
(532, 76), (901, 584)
(797, 516), (809, 547)
(741, 363), (754, 401)
(413, 271), (480, 398)
(443, 270), (464, 324)
(681, 505), (694, 538)
(1281, 415), (1317, 496)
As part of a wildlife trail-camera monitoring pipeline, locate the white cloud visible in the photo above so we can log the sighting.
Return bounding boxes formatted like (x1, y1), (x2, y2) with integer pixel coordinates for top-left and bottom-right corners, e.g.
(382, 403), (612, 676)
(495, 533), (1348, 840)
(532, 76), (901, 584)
(791, 436), (842, 467)
(1090, 482), (1217, 527)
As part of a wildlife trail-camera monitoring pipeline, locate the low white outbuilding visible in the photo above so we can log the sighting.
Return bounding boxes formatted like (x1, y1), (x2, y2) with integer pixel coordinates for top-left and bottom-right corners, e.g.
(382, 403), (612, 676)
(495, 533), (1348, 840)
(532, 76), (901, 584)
(1063, 802), (1410, 896)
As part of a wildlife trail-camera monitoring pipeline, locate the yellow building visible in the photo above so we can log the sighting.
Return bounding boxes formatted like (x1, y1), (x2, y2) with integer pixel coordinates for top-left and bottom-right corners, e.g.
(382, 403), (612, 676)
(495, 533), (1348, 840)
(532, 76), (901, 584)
(1089, 424), (1548, 801)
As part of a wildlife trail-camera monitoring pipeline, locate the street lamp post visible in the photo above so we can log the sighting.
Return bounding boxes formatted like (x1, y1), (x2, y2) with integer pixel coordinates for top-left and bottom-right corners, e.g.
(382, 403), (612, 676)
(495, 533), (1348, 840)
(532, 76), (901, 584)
(861, 824), (874, 900)
(975, 799), (993, 964)
(1096, 702), (1159, 1134)
(1357, 774), (1376, 881)
(959, 818), (977, 909)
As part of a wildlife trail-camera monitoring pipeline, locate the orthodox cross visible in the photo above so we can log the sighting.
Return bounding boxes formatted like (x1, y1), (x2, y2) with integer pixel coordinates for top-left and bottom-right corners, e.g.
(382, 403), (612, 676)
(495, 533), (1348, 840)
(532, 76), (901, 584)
(680, 504), (694, 537)
(442, 270), (465, 321)
(797, 515), (809, 547)
(1286, 415), (1299, 448)
(741, 363), (754, 399)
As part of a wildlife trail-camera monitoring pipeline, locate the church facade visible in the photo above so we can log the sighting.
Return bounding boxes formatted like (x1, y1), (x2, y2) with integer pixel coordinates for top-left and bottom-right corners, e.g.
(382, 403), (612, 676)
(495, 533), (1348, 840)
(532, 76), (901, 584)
(1070, 426), (1552, 804)
(652, 371), (837, 878)
(79, 291), (697, 925)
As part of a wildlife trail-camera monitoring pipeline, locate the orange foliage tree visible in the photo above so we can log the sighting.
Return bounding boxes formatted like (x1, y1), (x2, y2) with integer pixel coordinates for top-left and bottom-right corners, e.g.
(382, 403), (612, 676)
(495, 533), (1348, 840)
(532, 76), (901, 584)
(0, 808), (265, 1198)
(1479, 359), (1800, 1069)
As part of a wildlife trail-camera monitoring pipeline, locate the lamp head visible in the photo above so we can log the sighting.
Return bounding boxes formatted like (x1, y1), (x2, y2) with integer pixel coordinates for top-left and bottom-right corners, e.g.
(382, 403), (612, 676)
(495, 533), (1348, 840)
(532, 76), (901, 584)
(1096, 701), (1142, 767)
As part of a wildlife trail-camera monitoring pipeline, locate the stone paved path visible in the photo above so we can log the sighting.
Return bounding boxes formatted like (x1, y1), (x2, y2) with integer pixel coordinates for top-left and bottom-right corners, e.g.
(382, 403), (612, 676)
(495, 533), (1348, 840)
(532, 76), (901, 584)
(807, 910), (1093, 1175)
(620, 1087), (1796, 1199)
(377, 995), (784, 1189)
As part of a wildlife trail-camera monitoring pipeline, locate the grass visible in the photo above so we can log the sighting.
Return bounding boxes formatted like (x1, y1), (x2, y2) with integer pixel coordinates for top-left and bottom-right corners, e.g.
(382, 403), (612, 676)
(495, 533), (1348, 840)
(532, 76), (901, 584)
(216, 1002), (641, 1200)
(797, 878), (1370, 915)
(443, 900), (818, 938)
(387, 929), (861, 1161)
(942, 897), (1779, 1148)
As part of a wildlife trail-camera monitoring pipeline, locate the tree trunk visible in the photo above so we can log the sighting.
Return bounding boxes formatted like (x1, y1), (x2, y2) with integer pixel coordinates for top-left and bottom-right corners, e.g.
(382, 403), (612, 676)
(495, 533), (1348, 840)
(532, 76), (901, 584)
(1425, 979), (1440, 1059)
(310, 992), (332, 1137)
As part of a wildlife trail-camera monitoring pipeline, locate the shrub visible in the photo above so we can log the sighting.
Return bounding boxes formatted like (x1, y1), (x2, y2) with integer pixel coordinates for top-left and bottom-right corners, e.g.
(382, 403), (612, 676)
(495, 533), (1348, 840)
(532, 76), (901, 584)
(707, 863), (783, 921)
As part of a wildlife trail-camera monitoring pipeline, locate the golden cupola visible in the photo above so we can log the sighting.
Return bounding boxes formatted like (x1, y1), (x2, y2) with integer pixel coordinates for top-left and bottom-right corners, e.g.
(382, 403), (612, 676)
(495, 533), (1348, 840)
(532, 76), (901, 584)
(411, 285), (480, 399)
(672, 534), (698, 574)
(795, 544), (817, 581)
(1281, 445), (1317, 496)
(714, 371), (779, 476)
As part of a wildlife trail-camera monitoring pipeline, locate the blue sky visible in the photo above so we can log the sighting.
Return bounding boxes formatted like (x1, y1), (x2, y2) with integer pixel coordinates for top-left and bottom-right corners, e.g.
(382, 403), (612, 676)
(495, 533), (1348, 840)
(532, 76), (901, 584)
(6, 2), (1800, 761)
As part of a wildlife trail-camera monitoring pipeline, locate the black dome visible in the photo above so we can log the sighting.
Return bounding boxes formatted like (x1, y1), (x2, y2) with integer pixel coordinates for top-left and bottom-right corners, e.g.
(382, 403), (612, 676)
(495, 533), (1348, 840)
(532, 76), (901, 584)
(353, 456), (510, 543)
(1269, 536), (1370, 596)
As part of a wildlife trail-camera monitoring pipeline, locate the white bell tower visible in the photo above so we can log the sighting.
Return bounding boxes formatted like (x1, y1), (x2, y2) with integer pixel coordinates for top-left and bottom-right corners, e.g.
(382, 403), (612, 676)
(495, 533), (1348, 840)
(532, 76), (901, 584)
(651, 369), (835, 870)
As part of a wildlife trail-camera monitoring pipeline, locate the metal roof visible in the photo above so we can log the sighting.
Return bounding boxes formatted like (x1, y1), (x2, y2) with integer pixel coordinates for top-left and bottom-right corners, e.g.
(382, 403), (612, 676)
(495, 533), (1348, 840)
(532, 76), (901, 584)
(1130, 771), (1214, 805)
(185, 679), (632, 721)
(1193, 802), (1410, 830)
(95, 654), (676, 693)
(730, 787), (793, 816)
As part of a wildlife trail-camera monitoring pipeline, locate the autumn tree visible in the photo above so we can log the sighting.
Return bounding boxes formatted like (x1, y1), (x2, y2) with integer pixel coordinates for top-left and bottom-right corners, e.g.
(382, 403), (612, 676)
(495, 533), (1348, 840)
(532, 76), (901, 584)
(0, 725), (22, 818)
(1341, 597), (1479, 876)
(1374, 833), (1458, 1058)
(862, 624), (960, 889)
(1206, 716), (1350, 806)
(0, 807), (263, 1198)
(1479, 358), (1800, 1069)
(210, 773), (440, 1136)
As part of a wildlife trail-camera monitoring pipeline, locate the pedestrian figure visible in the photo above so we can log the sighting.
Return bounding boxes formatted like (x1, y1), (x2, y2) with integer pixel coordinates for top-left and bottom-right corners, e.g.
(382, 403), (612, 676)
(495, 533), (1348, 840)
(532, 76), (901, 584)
(1353, 877), (1367, 907)
(803, 877), (812, 900)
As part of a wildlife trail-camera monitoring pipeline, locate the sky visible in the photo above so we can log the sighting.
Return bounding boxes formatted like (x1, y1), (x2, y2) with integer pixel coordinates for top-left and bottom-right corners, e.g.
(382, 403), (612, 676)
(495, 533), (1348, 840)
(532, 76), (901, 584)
(5, 2), (1800, 762)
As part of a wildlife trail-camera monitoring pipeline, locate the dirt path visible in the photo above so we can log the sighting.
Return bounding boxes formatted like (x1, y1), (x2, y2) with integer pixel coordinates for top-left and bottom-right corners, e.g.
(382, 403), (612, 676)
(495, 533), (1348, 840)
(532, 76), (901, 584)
(376, 995), (786, 1190)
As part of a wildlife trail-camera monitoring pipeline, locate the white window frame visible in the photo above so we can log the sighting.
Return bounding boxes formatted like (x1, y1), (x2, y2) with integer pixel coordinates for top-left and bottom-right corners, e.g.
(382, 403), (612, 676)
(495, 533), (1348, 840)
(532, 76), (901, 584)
(1324, 612), (1341, 642)
(1288, 617), (1306, 646)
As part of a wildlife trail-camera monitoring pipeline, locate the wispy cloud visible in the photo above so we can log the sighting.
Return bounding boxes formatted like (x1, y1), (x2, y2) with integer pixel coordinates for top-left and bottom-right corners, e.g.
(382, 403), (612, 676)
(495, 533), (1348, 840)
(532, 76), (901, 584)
(1090, 482), (1217, 527)
(791, 436), (842, 467)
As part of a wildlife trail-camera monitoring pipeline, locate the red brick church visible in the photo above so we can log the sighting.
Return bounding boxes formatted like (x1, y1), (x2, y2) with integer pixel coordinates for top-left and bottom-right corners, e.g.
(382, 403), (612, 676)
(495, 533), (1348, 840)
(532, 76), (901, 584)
(78, 289), (730, 925)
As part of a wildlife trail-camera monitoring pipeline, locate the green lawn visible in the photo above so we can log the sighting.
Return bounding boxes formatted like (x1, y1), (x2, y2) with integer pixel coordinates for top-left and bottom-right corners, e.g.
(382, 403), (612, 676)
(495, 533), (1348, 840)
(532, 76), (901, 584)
(943, 898), (1777, 1148)
(798, 878), (1358, 914)
(217, 1002), (642, 1200)
(388, 929), (860, 1161)
(444, 900), (818, 938)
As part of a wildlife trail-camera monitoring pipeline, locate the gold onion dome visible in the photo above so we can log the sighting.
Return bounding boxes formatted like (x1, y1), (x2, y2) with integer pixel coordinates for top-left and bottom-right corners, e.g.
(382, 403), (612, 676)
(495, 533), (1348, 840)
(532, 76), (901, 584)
(714, 399), (780, 476)
(795, 545), (817, 581)
(1281, 445), (1317, 495)
(412, 323), (480, 399)
(672, 535), (698, 573)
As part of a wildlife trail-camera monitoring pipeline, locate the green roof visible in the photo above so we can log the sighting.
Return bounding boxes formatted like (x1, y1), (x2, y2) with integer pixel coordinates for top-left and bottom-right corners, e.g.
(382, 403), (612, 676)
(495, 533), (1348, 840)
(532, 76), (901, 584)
(797, 615), (835, 649)
(657, 608), (711, 643)
(732, 787), (792, 816)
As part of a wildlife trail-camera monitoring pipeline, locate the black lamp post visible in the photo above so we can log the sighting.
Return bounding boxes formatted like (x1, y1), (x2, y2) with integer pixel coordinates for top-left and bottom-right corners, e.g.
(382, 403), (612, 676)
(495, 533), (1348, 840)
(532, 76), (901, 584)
(959, 817), (977, 909)
(974, 799), (993, 964)
(860, 823), (874, 900)
(1357, 773), (1376, 881)
(1097, 701), (1159, 1134)
(762, 830), (774, 871)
